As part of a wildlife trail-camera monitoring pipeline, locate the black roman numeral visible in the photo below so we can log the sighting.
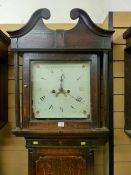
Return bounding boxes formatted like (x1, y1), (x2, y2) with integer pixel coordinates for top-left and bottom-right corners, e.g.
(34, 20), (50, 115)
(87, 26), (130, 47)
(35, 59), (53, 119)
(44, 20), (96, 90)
(76, 96), (82, 102)
(71, 105), (75, 109)
(49, 105), (53, 110)
(40, 96), (45, 101)
(60, 106), (63, 112)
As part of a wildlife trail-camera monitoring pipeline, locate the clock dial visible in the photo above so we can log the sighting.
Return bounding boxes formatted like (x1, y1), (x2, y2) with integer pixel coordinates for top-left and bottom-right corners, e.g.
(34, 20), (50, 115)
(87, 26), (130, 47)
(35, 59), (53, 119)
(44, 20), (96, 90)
(31, 62), (91, 119)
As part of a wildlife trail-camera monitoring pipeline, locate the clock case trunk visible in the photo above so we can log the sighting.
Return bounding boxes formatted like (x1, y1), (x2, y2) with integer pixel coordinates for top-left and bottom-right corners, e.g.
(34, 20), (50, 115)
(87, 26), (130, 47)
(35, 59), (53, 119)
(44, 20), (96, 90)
(8, 8), (114, 175)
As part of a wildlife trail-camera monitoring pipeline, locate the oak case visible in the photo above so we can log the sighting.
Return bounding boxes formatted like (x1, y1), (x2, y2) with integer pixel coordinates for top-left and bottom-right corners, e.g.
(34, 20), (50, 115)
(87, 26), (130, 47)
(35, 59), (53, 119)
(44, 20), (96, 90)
(8, 8), (114, 175)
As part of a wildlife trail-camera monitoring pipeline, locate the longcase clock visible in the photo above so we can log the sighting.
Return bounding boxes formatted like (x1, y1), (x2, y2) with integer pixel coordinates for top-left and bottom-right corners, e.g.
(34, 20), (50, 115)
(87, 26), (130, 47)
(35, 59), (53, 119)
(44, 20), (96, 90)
(8, 9), (114, 175)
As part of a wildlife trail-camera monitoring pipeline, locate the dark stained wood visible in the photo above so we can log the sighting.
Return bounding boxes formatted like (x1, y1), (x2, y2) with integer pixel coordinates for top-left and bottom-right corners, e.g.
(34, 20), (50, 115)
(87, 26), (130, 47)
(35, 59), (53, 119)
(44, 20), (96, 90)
(102, 52), (109, 127)
(123, 27), (131, 51)
(124, 27), (131, 38)
(36, 156), (86, 175)
(28, 146), (94, 175)
(108, 12), (114, 175)
(14, 53), (21, 129)
(0, 30), (10, 56)
(0, 30), (10, 128)
(13, 128), (109, 141)
(123, 28), (131, 135)
(8, 8), (114, 175)
(25, 138), (104, 147)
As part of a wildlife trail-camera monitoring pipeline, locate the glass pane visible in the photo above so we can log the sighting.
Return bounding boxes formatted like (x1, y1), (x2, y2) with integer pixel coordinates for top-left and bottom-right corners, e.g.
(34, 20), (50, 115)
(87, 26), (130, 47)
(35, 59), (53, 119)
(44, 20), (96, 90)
(31, 61), (91, 119)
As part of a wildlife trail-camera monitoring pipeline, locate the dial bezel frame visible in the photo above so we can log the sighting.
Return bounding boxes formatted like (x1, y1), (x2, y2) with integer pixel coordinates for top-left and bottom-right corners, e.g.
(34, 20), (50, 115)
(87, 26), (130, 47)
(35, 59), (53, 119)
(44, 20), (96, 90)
(22, 53), (100, 130)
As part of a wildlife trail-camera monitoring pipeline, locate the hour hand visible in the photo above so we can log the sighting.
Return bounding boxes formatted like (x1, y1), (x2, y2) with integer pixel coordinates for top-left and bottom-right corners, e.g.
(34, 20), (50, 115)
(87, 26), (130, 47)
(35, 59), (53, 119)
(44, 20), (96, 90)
(56, 89), (67, 97)
(51, 88), (67, 97)
(59, 73), (65, 90)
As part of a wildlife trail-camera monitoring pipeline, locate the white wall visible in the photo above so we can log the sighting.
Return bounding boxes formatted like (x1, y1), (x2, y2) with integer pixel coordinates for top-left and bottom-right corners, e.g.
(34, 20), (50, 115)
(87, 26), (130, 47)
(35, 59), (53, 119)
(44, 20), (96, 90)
(0, 0), (111, 23)
(0, 0), (130, 24)
(111, 0), (131, 11)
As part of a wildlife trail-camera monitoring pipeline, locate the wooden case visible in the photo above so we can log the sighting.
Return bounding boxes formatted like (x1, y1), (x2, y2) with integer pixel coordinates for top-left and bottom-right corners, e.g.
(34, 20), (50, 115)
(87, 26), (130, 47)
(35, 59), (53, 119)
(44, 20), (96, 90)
(8, 8), (114, 175)
(7, 8), (114, 138)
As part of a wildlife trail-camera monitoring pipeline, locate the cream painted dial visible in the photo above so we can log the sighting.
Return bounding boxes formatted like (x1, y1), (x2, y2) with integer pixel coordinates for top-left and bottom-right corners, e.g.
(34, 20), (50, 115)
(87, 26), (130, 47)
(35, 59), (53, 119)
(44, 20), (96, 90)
(31, 62), (91, 119)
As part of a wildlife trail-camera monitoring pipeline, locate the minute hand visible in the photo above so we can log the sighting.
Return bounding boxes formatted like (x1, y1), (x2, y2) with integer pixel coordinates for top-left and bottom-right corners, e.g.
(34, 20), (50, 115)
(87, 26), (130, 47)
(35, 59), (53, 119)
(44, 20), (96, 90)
(59, 74), (64, 91)
(56, 74), (67, 96)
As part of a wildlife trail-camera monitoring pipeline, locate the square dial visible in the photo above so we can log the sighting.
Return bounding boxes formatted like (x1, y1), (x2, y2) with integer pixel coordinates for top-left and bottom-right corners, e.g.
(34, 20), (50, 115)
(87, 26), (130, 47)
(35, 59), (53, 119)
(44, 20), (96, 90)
(31, 61), (91, 120)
